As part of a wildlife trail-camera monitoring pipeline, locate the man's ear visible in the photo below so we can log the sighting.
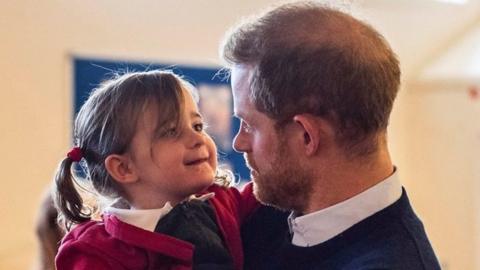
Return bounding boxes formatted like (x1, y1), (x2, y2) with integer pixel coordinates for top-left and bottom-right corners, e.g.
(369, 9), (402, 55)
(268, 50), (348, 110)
(104, 154), (138, 184)
(292, 114), (335, 156)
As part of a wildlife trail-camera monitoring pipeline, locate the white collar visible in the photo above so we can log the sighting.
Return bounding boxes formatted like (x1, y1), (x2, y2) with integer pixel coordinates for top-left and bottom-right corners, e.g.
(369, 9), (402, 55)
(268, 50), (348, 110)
(288, 170), (402, 247)
(104, 192), (215, 232)
(105, 202), (174, 232)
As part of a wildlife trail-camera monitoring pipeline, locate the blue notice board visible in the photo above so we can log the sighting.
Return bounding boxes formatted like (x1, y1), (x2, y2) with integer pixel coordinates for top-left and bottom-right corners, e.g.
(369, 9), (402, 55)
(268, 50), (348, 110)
(74, 58), (249, 181)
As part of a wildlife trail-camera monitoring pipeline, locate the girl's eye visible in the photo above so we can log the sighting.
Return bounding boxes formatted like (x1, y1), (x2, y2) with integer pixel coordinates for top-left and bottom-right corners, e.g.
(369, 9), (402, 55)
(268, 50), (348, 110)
(193, 123), (204, 132)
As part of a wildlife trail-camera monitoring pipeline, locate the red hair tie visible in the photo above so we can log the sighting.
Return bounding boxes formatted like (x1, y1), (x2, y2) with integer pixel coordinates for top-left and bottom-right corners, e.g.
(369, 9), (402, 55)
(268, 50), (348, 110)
(67, 147), (83, 162)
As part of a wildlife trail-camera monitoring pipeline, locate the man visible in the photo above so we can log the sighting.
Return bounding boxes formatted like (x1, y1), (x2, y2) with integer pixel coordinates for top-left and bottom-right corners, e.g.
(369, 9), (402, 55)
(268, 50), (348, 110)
(221, 1), (441, 269)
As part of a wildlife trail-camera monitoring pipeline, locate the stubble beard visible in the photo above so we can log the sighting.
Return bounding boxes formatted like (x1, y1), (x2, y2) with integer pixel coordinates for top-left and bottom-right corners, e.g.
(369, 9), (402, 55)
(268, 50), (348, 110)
(247, 137), (314, 213)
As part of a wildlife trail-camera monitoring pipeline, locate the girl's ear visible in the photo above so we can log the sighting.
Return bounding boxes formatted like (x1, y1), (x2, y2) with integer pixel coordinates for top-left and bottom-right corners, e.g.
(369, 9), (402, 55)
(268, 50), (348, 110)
(104, 154), (138, 184)
(292, 114), (335, 156)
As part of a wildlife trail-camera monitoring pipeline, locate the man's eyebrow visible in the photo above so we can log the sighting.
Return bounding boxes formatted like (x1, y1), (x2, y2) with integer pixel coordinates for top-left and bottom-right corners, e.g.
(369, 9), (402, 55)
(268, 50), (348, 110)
(233, 112), (255, 125)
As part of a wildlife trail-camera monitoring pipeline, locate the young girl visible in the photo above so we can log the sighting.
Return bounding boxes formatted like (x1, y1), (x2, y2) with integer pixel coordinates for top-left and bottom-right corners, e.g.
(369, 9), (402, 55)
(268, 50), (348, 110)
(54, 70), (257, 270)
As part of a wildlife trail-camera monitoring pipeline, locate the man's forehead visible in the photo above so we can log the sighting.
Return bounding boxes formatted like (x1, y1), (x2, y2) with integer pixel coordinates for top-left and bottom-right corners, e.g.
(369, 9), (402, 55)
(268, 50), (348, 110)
(231, 64), (254, 85)
(231, 64), (256, 118)
(232, 101), (246, 119)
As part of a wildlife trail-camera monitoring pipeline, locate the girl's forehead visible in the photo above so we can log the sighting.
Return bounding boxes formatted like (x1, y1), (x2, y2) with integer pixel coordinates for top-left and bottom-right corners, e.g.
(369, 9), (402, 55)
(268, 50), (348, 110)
(182, 88), (200, 113)
(181, 81), (199, 102)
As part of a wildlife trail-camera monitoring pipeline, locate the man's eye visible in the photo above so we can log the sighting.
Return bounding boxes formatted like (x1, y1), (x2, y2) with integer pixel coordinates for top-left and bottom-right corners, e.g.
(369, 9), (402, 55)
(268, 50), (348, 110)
(241, 121), (253, 133)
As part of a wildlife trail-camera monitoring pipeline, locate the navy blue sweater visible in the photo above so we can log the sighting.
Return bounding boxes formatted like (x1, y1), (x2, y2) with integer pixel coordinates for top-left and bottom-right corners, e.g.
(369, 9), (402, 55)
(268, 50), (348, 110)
(242, 189), (441, 270)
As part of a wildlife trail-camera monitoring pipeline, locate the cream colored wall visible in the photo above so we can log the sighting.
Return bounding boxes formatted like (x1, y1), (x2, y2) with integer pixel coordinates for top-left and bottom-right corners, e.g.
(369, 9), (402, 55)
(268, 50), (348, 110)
(0, 1), (280, 269)
(393, 81), (480, 270)
(0, 1), (477, 269)
(406, 19), (480, 270)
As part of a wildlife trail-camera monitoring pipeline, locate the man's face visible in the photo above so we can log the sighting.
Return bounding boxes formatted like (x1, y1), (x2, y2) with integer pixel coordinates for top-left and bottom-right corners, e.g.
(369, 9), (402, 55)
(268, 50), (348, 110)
(231, 65), (312, 212)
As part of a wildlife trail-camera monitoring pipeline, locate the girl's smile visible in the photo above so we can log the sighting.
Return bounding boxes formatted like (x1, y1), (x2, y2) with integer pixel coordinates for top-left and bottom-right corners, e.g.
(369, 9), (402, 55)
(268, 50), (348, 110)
(123, 87), (218, 209)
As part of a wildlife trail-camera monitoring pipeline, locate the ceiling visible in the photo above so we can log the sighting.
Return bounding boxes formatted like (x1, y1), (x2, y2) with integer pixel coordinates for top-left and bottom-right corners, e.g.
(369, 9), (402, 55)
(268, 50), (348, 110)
(350, 0), (480, 80)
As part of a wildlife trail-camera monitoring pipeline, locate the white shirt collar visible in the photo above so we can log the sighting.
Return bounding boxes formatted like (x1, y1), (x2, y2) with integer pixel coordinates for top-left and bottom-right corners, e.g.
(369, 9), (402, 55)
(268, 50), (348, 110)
(288, 170), (402, 247)
(104, 192), (215, 232)
(105, 202), (173, 232)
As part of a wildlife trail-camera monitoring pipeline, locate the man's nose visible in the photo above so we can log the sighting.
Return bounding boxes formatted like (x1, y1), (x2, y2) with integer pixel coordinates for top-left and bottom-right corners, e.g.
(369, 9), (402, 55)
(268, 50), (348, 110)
(233, 131), (250, 153)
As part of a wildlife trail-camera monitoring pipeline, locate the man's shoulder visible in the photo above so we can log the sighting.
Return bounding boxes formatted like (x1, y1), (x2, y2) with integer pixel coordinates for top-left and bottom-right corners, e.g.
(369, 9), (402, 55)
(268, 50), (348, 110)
(241, 205), (290, 269)
(241, 191), (441, 270)
(325, 190), (441, 270)
(241, 204), (290, 247)
(241, 204), (290, 237)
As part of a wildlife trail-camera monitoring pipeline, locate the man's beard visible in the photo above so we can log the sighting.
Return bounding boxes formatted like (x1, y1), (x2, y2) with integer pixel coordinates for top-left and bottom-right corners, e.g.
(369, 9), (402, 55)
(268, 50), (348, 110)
(246, 138), (313, 213)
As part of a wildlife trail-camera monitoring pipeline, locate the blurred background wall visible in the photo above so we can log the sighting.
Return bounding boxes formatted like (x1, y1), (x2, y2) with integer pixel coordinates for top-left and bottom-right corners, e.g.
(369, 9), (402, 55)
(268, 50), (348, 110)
(0, 0), (479, 269)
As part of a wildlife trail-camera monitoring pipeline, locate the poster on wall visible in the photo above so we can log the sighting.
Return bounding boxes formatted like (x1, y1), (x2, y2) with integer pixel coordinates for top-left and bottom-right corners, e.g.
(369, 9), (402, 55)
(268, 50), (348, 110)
(74, 58), (250, 181)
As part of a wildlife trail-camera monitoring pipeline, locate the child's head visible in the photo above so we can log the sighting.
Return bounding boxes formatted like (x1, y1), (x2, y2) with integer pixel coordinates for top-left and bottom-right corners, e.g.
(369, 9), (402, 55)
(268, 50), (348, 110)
(55, 70), (224, 228)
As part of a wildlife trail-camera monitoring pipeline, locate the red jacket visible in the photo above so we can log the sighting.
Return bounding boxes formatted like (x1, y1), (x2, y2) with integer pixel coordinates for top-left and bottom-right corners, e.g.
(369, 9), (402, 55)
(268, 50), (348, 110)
(56, 183), (258, 270)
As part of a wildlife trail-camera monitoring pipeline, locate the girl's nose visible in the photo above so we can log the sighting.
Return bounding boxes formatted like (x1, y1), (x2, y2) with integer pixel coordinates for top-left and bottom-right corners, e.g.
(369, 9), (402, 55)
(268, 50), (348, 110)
(187, 129), (205, 149)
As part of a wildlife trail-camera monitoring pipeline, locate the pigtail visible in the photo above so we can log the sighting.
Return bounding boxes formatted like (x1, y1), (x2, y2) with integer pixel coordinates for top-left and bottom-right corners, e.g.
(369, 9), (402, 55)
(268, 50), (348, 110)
(53, 157), (91, 231)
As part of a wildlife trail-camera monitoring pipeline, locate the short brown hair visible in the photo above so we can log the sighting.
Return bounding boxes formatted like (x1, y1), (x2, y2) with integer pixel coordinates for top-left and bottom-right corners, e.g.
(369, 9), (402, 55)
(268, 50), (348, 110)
(221, 1), (400, 156)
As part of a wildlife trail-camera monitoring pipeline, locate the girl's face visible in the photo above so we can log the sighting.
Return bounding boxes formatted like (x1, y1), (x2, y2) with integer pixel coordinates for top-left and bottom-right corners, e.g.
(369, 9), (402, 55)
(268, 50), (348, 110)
(127, 89), (217, 207)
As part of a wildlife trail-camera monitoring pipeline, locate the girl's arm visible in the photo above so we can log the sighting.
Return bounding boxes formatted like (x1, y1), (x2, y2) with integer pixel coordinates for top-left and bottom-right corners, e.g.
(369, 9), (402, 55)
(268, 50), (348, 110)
(234, 182), (259, 223)
(209, 181), (259, 225)
(206, 182), (258, 270)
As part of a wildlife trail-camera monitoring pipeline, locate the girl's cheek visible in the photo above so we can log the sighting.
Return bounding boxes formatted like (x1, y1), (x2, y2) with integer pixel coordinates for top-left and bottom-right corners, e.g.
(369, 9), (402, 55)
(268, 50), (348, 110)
(205, 136), (217, 155)
(209, 151), (218, 170)
(203, 134), (218, 169)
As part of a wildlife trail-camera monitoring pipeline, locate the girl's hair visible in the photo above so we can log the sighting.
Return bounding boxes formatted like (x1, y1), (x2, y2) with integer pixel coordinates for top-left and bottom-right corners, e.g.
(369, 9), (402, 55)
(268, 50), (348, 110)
(54, 70), (231, 230)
